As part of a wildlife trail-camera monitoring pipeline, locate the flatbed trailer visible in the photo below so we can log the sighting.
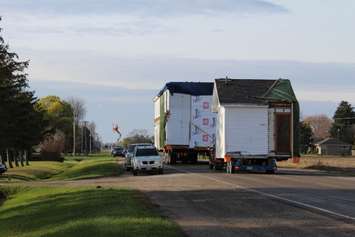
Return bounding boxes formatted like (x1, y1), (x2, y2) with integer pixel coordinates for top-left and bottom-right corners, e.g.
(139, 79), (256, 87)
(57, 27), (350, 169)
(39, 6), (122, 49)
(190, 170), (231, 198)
(163, 145), (212, 164)
(209, 152), (278, 174)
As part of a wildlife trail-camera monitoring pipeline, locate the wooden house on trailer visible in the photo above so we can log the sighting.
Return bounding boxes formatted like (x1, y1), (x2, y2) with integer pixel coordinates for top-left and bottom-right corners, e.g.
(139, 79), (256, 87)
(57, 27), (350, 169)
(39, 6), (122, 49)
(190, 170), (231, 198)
(211, 78), (300, 163)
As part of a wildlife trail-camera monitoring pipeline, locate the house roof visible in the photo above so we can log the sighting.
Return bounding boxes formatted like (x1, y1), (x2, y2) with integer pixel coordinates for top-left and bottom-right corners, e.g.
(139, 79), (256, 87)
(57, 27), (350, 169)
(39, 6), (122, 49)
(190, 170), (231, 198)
(157, 82), (214, 97)
(214, 78), (277, 104)
(315, 138), (351, 146)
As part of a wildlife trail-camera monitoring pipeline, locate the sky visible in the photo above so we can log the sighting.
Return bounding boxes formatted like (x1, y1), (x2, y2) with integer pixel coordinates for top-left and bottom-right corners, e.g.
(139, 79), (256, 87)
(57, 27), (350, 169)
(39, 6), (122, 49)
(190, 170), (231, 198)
(1, 0), (355, 142)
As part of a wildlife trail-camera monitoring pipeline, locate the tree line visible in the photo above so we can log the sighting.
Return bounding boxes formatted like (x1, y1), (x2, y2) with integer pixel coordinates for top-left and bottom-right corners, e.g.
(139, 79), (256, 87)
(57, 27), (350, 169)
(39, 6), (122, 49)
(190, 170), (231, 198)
(300, 101), (355, 153)
(0, 18), (100, 168)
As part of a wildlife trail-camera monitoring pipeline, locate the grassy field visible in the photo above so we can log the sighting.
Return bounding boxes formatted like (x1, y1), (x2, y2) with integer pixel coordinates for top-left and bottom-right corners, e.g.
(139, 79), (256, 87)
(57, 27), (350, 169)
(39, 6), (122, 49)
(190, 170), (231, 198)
(0, 154), (123, 182)
(0, 186), (183, 237)
(278, 155), (355, 174)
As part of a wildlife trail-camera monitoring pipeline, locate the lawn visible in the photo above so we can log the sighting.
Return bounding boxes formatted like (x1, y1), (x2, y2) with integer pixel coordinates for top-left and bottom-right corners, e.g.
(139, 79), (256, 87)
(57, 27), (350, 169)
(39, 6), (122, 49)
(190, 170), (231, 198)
(0, 154), (123, 182)
(0, 186), (183, 237)
(52, 156), (122, 181)
(278, 155), (355, 175)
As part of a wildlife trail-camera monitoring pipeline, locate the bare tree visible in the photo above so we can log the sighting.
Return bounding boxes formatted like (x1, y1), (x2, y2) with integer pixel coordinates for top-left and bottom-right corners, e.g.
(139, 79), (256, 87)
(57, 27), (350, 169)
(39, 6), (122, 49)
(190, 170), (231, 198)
(304, 114), (333, 140)
(67, 97), (86, 155)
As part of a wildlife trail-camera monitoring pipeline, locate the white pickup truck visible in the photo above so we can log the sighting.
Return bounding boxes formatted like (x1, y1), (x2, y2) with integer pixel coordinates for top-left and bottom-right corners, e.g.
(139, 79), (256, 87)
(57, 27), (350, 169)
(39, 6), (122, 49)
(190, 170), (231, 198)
(131, 145), (163, 175)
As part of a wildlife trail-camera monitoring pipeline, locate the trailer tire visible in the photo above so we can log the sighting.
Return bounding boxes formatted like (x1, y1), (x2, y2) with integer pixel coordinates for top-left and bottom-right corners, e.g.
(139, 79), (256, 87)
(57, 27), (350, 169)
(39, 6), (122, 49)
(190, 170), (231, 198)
(209, 163), (214, 170)
(133, 170), (138, 176)
(188, 151), (198, 164)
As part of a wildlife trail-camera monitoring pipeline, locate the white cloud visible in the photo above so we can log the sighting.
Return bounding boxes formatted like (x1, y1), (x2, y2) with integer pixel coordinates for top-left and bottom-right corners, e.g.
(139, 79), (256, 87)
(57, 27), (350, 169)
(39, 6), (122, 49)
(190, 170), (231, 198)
(1, 0), (287, 16)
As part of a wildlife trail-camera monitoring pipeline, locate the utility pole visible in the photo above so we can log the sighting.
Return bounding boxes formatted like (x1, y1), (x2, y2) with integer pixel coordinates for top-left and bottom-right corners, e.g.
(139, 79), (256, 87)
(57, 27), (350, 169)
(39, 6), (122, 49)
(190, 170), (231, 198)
(83, 121), (89, 155)
(81, 122), (83, 155)
(72, 115), (76, 156)
(89, 133), (92, 154)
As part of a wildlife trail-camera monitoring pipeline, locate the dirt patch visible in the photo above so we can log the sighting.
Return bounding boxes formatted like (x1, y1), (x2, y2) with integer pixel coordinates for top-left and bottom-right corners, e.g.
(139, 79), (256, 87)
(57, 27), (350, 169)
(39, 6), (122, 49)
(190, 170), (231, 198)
(278, 156), (355, 175)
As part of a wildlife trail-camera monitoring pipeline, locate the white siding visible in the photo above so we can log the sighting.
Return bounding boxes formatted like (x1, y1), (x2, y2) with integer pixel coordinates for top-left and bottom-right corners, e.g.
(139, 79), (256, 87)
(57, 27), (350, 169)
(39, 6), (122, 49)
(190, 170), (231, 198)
(224, 106), (269, 155)
(154, 97), (160, 119)
(215, 106), (225, 158)
(155, 90), (216, 148)
(166, 93), (191, 145)
(154, 121), (160, 149)
(153, 97), (160, 149)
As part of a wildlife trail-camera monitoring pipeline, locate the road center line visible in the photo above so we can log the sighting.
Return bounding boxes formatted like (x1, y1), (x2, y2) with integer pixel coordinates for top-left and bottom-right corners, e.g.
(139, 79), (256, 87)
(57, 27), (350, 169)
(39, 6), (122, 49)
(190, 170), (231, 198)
(168, 165), (355, 223)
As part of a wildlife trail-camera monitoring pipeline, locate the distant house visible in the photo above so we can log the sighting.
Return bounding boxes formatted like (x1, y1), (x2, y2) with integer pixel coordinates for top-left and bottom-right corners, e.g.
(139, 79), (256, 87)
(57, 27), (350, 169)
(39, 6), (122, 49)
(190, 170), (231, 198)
(315, 138), (352, 156)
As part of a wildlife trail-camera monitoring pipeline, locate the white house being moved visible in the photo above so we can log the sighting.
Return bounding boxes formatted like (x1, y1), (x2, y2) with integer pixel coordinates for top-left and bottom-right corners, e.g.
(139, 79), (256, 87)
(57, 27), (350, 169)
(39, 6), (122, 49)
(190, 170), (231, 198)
(212, 78), (299, 162)
(154, 82), (216, 164)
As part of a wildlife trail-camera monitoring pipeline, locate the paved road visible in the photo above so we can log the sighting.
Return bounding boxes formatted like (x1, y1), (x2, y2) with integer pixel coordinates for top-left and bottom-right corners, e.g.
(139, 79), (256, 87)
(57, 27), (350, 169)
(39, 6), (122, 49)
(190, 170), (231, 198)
(141, 165), (355, 237)
(45, 164), (355, 237)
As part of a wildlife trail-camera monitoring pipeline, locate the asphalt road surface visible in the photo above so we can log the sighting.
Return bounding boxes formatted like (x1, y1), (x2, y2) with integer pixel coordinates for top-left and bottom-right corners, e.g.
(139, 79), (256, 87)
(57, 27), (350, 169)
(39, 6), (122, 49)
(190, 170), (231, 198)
(150, 165), (355, 237)
(49, 163), (355, 237)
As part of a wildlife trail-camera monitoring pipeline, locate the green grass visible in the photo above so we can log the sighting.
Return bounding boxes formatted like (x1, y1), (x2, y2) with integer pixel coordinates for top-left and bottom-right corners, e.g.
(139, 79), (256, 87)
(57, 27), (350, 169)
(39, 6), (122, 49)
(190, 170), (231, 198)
(0, 186), (183, 237)
(52, 157), (122, 181)
(0, 162), (73, 181)
(0, 154), (123, 182)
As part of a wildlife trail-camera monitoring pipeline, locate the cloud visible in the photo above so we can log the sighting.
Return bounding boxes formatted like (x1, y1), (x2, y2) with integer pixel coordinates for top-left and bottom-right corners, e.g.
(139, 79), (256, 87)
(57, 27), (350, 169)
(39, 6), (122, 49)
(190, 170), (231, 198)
(25, 48), (355, 99)
(1, 0), (287, 17)
(28, 56), (355, 142)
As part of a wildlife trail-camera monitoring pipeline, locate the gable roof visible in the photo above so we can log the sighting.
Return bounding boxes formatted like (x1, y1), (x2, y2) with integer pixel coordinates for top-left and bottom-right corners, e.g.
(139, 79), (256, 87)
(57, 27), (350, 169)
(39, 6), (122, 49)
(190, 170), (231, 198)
(157, 82), (214, 97)
(315, 137), (351, 146)
(214, 78), (277, 104)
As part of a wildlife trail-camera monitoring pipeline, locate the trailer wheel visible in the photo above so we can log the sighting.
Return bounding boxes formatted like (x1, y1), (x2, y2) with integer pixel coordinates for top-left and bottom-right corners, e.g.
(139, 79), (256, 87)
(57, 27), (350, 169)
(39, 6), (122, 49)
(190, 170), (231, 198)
(133, 170), (138, 176)
(188, 151), (198, 164)
(209, 163), (214, 170)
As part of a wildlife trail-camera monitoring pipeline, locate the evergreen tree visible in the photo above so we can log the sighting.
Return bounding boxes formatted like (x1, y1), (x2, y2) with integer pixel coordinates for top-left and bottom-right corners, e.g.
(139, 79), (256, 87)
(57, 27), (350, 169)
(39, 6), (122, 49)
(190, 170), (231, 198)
(299, 121), (313, 154)
(330, 101), (355, 144)
(0, 17), (45, 167)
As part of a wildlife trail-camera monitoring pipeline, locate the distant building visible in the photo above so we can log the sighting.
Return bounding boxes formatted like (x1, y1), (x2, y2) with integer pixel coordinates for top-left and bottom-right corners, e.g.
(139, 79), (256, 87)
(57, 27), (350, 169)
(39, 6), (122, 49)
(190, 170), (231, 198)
(315, 138), (352, 156)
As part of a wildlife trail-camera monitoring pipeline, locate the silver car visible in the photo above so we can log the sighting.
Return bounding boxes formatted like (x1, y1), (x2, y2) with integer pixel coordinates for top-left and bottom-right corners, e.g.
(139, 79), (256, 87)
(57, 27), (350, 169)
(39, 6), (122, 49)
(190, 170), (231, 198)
(125, 143), (152, 171)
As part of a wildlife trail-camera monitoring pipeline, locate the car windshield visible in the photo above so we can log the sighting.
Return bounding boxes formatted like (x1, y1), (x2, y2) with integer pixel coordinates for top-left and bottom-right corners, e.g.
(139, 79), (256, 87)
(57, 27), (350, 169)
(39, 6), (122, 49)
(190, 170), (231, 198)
(128, 145), (136, 152)
(113, 147), (123, 151)
(135, 148), (158, 157)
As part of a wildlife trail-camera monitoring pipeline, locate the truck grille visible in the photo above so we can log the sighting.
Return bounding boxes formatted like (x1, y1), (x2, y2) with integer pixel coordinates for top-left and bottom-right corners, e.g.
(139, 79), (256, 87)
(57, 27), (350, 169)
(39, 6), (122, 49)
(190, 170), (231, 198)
(149, 161), (155, 164)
